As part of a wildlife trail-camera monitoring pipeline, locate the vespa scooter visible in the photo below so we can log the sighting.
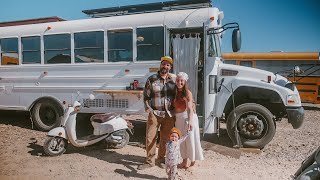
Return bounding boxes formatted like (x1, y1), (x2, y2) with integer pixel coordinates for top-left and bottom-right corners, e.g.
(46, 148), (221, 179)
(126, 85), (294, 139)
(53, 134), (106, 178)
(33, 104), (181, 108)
(43, 100), (133, 156)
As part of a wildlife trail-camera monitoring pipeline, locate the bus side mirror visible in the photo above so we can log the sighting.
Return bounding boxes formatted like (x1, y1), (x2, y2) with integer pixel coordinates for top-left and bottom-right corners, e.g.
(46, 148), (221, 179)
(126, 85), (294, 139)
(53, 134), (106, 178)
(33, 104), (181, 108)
(232, 29), (241, 52)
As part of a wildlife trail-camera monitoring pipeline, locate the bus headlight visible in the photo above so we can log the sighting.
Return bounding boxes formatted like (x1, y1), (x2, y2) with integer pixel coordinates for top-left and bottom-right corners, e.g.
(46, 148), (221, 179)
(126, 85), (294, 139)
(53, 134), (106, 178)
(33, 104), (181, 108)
(287, 94), (299, 105)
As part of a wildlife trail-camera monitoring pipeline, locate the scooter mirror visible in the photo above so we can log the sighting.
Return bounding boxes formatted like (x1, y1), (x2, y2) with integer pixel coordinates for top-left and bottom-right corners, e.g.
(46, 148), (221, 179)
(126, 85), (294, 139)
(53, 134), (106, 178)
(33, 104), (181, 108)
(89, 94), (95, 100)
(73, 101), (81, 107)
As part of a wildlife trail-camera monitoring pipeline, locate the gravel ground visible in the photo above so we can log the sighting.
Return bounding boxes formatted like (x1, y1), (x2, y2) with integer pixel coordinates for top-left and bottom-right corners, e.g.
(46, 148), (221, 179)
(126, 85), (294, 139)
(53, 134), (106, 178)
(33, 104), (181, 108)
(0, 103), (319, 180)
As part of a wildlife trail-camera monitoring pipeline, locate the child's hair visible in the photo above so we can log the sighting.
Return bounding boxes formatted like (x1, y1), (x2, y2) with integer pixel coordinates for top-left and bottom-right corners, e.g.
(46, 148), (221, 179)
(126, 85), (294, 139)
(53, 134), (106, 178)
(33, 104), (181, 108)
(170, 127), (181, 138)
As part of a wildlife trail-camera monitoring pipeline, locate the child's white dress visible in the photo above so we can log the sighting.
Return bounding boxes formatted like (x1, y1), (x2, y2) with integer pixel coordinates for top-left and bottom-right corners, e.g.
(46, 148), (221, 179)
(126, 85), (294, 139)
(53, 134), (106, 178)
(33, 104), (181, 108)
(165, 133), (189, 179)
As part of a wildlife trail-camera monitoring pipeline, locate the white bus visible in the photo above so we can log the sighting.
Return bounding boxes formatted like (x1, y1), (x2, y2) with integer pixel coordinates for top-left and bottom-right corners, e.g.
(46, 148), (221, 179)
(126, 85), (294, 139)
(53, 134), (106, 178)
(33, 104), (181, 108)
(0, 0), (304, 148)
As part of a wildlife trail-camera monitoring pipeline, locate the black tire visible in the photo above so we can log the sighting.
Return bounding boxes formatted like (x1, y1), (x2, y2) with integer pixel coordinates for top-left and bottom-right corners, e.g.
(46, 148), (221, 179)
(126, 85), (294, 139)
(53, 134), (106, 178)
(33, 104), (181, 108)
(107, 130), (130, 149)
(32, 100), (62, 131)
(43, 136), (67, 156)
(226, 103), (276, 149)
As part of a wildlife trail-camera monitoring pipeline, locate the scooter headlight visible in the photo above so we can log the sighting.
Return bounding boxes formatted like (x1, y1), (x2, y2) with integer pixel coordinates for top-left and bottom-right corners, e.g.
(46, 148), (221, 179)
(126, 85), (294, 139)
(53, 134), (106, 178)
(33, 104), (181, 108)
(75, 106), (80, 112)
(126, 120), (133, 129)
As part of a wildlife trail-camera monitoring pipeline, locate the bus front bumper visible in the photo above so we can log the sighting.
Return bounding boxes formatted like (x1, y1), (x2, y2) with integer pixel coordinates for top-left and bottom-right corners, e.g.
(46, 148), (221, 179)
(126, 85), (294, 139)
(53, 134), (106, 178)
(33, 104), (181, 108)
(286, 106), (304, 129)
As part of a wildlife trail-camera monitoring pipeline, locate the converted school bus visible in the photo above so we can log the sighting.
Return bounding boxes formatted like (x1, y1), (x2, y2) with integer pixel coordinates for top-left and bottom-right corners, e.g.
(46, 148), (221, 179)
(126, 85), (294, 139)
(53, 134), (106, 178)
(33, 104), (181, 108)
(0, 0), (304, 149)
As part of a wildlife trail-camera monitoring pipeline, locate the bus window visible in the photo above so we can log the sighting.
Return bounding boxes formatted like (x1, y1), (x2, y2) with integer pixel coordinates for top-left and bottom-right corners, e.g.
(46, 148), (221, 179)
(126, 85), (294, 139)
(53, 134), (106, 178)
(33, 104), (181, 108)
(136, 27), (164, 61)
(44, 34), (71, 64)
(108, 30), (133, 62)
(239, 60), (253, 67)
(224, 60), (237, 65)
(74, 31), (104, 63)
(1, 38), (19, 65)
(22, 36), (40, 64)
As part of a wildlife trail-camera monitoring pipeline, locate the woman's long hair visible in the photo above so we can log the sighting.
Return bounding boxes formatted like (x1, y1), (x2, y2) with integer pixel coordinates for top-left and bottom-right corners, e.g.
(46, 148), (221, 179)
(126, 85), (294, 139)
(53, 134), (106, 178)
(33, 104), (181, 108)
(175, 82), (190, 100)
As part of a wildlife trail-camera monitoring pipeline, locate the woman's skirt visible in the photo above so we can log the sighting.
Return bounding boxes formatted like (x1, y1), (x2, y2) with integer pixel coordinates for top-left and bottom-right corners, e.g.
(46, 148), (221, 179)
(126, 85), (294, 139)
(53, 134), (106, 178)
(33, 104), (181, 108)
(175, 111), (204, 161)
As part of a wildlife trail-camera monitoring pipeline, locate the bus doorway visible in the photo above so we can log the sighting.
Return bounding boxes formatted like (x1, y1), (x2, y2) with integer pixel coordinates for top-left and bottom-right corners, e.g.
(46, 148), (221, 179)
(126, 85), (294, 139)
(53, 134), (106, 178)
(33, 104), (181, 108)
(169, 28), (204, 124)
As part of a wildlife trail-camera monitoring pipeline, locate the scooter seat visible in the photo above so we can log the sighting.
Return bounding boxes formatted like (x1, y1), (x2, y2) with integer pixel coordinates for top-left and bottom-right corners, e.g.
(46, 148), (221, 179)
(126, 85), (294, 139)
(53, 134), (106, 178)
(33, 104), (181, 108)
(90, 113), (118, 123)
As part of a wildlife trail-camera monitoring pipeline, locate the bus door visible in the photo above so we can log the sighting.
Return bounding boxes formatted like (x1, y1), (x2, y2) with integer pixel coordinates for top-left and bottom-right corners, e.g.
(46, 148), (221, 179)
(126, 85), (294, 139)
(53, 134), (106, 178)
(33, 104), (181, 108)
(170, 28), (204, 121)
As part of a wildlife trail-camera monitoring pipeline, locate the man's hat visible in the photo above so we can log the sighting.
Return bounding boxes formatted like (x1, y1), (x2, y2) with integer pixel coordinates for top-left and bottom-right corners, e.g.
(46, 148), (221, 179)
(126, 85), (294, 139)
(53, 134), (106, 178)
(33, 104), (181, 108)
(170, 127), (181, 138)
(161, 56), (173, 64)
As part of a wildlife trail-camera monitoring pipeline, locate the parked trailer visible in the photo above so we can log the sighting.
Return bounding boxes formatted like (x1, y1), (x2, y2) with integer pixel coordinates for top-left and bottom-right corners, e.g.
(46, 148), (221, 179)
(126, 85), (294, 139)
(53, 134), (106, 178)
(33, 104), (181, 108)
(223, 52), (320, 103)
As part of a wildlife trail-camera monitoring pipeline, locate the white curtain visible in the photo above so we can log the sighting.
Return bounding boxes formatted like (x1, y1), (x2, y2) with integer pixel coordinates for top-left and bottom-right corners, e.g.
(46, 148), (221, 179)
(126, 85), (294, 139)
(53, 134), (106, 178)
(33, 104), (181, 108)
(172, 34), (201, 101)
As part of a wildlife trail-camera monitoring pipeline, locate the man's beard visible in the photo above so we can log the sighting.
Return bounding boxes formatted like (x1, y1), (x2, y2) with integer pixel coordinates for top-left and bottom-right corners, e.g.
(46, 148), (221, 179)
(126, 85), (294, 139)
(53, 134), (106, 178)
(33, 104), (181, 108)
(160, 67), (169, 74)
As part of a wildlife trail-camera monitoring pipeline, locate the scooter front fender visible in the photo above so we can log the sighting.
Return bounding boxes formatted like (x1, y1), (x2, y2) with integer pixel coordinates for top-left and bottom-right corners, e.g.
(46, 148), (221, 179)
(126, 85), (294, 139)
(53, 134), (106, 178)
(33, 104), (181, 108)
(47, 127), (67, 139)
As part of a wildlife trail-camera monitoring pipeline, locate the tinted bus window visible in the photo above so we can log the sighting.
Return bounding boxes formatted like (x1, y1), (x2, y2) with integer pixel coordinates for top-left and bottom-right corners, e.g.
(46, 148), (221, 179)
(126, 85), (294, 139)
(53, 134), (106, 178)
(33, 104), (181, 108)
(1, 38), (19, 65)
(108, 30), (132, 62)
(137, 27), (164, 61)
(22, 36), (40, 64)
(240, 61), (253, 67)
(44, 34), (71, 64)
(74, 31), (104, 63)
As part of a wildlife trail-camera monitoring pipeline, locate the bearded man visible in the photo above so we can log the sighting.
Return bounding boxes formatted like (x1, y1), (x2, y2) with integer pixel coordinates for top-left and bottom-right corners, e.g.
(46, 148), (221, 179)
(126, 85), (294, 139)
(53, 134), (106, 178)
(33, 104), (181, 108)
(138, 56), (176, 170)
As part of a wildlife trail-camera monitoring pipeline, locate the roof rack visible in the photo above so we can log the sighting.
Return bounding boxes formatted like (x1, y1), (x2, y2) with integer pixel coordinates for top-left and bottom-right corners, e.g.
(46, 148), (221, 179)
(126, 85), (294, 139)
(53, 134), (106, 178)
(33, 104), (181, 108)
(82, 0), (212, 18)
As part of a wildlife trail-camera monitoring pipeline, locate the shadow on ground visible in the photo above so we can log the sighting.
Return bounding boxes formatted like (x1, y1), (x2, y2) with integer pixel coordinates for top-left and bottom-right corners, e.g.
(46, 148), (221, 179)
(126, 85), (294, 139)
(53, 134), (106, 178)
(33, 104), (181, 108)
(302, 105), (320, 111)
(1, 109), (232, 148)
(26, 134), (165, 179)
(80, 149), (166, 180)
(0, 110), (32, 130)
(201, 128), (234, 148)
(24, 115), (236, 177)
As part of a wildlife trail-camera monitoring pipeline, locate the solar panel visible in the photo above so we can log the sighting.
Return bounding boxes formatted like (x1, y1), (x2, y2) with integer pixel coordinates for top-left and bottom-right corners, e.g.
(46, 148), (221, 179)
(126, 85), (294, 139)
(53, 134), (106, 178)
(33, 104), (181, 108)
(82, 0), (212, 18)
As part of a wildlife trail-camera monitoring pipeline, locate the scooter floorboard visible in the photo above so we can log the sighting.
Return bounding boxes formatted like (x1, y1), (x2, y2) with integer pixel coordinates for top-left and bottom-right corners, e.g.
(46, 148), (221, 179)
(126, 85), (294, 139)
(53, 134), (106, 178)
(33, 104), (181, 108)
(77, 134), (107, 141)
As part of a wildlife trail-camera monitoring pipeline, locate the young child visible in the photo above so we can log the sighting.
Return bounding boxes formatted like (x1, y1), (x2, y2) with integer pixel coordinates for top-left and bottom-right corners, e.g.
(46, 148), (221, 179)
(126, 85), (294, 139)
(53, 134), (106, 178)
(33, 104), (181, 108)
(165, 127), (189, 180)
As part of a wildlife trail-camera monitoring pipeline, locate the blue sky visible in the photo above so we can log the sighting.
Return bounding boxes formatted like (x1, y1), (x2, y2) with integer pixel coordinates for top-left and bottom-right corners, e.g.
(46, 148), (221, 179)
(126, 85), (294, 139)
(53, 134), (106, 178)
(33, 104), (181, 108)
(0, 0), (319, 52)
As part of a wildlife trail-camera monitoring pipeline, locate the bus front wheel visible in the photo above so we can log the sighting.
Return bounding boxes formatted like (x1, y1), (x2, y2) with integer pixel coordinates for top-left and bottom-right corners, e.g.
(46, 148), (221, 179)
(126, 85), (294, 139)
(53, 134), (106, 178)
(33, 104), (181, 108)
(31, 100), (62, 131)
(226, 103), (276, 149)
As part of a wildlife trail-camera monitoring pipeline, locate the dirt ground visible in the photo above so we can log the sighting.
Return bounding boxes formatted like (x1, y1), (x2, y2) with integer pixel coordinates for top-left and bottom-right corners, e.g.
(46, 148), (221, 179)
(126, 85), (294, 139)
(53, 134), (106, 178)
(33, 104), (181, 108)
(0, 104), (319, 180)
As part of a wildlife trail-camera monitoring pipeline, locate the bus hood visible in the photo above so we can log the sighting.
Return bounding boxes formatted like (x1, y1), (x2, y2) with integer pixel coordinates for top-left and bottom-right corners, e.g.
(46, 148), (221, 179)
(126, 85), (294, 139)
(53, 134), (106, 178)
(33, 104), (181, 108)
(218, 63), (299, 94)
(219, 63), (276, 82)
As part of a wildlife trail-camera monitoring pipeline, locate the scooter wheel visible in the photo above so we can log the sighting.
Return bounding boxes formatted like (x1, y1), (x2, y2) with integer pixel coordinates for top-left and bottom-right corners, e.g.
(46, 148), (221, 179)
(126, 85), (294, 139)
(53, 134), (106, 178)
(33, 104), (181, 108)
(107, 130), (130, 149)
(43, 136), (67, 156)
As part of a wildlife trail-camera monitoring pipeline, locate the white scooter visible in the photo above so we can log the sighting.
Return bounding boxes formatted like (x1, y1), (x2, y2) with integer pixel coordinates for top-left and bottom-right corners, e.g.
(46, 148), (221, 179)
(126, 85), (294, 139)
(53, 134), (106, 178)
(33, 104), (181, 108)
(43, 100), (133, 156)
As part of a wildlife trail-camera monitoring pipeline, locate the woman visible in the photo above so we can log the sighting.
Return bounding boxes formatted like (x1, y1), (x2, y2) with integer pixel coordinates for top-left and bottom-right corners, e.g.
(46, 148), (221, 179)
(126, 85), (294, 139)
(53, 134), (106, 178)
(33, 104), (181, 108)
(174, 72), (204, 169)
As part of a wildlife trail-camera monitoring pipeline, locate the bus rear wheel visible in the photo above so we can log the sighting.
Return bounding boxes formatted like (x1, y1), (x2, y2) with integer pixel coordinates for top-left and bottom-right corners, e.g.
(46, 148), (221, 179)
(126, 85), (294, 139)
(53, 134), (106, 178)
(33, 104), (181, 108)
(31, 100), (61, 131)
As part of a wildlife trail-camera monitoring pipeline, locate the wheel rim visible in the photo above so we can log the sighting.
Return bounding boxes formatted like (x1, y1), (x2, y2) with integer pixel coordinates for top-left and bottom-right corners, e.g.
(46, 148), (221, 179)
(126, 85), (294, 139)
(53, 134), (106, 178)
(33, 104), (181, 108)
(118, 131), (129, 146)
(48, 138), (65, 154)
(107, 130), (129, 148)
(39, 104), (57, 126)
(237, 111), (268, 140)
